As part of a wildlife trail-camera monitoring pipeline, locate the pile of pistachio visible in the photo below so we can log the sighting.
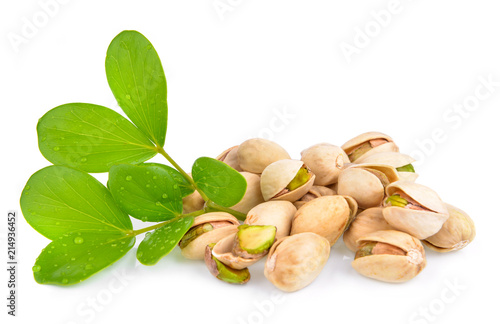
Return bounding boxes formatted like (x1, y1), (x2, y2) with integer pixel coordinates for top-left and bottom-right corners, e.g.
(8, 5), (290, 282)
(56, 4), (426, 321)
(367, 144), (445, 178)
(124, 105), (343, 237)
(178, 132), (475, 292)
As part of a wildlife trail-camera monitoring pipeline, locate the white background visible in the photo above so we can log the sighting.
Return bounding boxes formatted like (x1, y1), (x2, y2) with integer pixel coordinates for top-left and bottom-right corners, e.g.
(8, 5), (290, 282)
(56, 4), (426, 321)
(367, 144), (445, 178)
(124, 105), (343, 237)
(1, 1), (499, 324)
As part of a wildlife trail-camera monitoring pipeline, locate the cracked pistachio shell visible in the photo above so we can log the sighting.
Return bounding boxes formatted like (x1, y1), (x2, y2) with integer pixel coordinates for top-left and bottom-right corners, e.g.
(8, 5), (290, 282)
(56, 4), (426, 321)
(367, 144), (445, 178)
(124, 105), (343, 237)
(424, 203), (475, 252)
(212, 233), (264, 270)
(337, 163), (400, 209)
(293, 185), (336, 209)
(260, 159), (315, 202)
(383, 181), (449, 240)
(356, 152), (418, 182)
(264, 233), (330, 292)
(216, 145), (242, 171)
(343, 207), (396, 252)
(352, 230), (426, 283)
(244, 201), (297, 240)
(291, 195), (357, 246)
(237, 138), (291, 173)
(342, 131), (399, 162)
(180, 212), (239, 260)
(300, 143), (350, 186)
(205, 244), (250, 284)
(229, 172), (265, 214)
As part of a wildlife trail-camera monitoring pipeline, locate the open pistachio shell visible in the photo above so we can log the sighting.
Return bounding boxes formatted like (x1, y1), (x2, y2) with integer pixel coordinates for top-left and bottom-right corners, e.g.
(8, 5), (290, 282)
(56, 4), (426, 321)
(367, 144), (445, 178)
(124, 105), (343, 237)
(291, 195), (357, 246)
(264, 233), (330, 292)
(424, 203), (475, 252)
(300, 143), (350, 186)
(343, 207), (396, 252)
(229, 172), (265, 214)
(260, 159), (315, 202)
(180, 212), (239, 260)
(293, 185), (336, 209)
(212, 233), (264, 270)
(356, 152), (418, 182)
(383, 181), (449, 239)
(244, 201), (297, 240)
(342, 132), (399, 162)
(216, 145), (242, 172)
(237, 138), (291, 173)
(204, 244), (250, 284)
(352, 230), (426, 283)
(337, 163), (399, 209)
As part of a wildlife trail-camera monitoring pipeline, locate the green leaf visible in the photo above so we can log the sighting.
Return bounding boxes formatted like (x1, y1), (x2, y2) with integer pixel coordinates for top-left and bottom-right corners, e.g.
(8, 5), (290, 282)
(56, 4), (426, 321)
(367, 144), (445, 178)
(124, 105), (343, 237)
(32, 232), (135, 286)
(146, 163), (194, 197)
(20, 166), (133, 240)
(109, 164), (183, 222)
(137, 217), (194, 265)
(192, 157), (247, 207)
(37, 103), (157, 173)
(105, 30), (168, 147)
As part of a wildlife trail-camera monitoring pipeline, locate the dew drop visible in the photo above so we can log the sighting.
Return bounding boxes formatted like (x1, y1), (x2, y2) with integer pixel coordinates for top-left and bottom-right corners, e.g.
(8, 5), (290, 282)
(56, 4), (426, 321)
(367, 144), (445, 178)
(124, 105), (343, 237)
(162, 193), (168, 199)
(155, 201), (161, 206)
(146, 184), (151, 188)
(141, 217), (148, 222)
(137, 252), (143, 258)
(74, 237), (84, 244)
(32, 265), (41, 272)
(53, 146), (60, 151)
(40, 136), (47, 142)
(125, 94), (131, 100)
(160, 246), (165, 250)
(88, 257), (94, 262)
(80, 157), (87, 163)
(125, 175), (133, 181)
(61, 278), (69, 284)
(62, 243), (67, 247)
(111, 243), (117, 247)
(85, 264), (94, 270)
(174, 228), (180, 232)
(145, 232), (151, 237)
(120, 187), (125, 190)
(169, 240), (176, 244)
(173, 184), (179, 189)
(71, 257), (76, 261)
(25, 185), (30, 190)
(152, 176), (158, 180)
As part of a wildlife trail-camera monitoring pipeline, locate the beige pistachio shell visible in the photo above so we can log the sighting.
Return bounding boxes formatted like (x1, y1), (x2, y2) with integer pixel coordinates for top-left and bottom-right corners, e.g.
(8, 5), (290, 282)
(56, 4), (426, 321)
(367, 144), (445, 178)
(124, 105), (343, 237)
(337, 164), (399, 209)
(216, 146), (242, 171)
(356, 152), (418, 182)
(398, 172), (419, 182)
(264, 233), (330, 292)
(212, 233), (263, 270)
(424, 203), (475, 252)
(293, 185), (336, 209)
(383, 181), (449, 239)
(182, 190), (205, 214)
(343, 207), (396, 252)
(244, 201), (297, 240)
(342, 132), (399, 162)
(300, 143), (350, 186)
(260, 159), (315, 202)
(230, 172), (265, 214)
(237, 138), (291, 173)
(291, 195), (357, 246)
(180, 213), (240, 260)
(352, 230), (426, 283)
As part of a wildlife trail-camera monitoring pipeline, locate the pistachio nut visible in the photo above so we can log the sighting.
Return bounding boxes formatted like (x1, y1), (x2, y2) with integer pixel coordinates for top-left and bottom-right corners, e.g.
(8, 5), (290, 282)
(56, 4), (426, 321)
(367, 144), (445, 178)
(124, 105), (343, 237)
(244, 201), (297, 240)
(423, 203), (475, 252)
(293, 185), (336, 209)
(264, 232), (330, 292)
(179, 212), (239, 260)
(342, 131), (399, 162)
(337, 163), (399, 209)
(212, 225), (276, 270)
(355, 152), (418, 182)
(260, 159), (316, 202)
(352, 230), (426, 283)
(383, 181), (449, 239)
(300, 143), (350, 186)
(343, 207), (395, 252)
(291, 195), (357, 246)
(237, 138), (291, 173)
(229, 172), (265, 214)
(216, 145), (242, 172)
(182, 189), (205, 214)
(204, 243), (250, 284)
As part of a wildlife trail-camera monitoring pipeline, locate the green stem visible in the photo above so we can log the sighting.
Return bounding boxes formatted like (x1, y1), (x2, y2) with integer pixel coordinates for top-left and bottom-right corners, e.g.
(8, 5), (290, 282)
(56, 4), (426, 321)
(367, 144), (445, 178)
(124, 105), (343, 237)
(206, 201), (247, 221)
(130, 210), (205, 236)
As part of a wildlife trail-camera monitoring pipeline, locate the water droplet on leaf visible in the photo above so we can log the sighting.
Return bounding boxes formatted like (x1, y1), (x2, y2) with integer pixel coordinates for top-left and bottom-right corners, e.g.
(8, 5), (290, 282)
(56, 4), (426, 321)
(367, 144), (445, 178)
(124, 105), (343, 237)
(74, 237), (84, 244)
(32, 265), (41, 272)
(126, 175), (133, 181)
(162, 193), (168, 199)
(53, 146), (60, 151)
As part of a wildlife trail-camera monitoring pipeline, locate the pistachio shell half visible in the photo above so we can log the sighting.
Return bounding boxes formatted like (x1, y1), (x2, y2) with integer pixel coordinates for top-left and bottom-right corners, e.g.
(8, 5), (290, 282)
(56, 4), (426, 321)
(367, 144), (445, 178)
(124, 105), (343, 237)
(205, 244), (250, 284)
(293, 185), (336, 209)
(352, 230), (426, 283)
(244, 201), (297, 240)
(216, 145), (242, 171)
(180, 212), (239, 260)
(229, 172), (265, 214)
(260, 159), (315, 202)
(300, 143), (350, 186)
(382, 181), (449, 239)
(238, 138), (291, 173)
(291, 195), (357, 246)
(355, 152), (418, 182)
(342, 132), (399, 162)
(423, 203), (475, 252)
(343, 207), (396, 252)
(264, 233), (330, 292)
(337, 163), (399, 209)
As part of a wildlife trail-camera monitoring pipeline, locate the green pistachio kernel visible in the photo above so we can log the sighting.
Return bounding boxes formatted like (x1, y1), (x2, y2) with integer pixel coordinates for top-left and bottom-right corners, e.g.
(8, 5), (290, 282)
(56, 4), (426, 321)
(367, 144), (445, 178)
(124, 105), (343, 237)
(205, 243), (250, 284)
(179, 223), (213, 249)
(396, 164), (415, 173)
(236, 224), (276, 255)
(386, 194), (408, 207)
(286, 167), (311, 191)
